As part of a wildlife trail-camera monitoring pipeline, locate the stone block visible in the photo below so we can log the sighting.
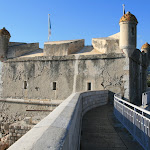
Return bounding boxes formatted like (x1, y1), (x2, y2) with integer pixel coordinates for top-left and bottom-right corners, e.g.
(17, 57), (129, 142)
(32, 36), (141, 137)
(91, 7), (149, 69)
(9, 125), (13, 129)
(9, 133), (13, 136)
(13, 133), (16, 136)
(24, 117), (32, 125)
(92, 37), (121, 53)
(17, 134), (21, 137)
(17, 126), (21, 130)
(44, 39), (84, 56)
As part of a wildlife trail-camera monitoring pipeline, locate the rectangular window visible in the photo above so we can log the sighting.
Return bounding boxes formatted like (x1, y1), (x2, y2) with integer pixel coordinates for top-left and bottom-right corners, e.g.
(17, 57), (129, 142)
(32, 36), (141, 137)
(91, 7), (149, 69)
(24, 81), (27, 89)
(53, 82), (56, 90)
(87, 82), (91, 90)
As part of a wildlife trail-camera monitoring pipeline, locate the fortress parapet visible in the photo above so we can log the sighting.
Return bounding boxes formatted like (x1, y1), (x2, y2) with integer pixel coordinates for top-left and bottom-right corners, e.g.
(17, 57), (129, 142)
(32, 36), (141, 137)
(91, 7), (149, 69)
(44, 39), (84, 56)
(92, 33), (121, 54)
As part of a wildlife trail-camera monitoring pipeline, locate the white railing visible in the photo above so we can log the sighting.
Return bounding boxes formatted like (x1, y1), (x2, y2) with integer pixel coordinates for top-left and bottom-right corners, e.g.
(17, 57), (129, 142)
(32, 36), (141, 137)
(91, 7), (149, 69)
(114, 94), (150, 150)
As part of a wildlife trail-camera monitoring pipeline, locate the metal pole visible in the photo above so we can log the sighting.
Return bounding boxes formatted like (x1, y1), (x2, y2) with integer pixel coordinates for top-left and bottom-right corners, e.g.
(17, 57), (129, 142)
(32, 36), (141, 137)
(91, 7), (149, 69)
(48, 14), (50, 41)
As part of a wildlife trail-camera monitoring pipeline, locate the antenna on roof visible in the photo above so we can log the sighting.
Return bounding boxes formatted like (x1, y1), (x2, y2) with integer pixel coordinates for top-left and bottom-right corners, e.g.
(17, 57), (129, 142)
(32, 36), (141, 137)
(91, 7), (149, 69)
(122, 4), (125, 15)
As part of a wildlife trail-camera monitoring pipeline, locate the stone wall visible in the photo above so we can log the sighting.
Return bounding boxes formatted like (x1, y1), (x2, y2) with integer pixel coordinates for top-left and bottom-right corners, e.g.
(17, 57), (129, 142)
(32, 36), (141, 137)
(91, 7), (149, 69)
(0, 98), (61, 135)
(129, 50), (147, 104)
(0, 62), (3, 97)
(7, 43), (39, 59)
(9, 120), (33, 146)
(0, 99), (62, 149)
(43, 39), (84, 56)
(8, 90), (108, 150)
(122, 49), (147, 105)
(2, 54), (125, 101)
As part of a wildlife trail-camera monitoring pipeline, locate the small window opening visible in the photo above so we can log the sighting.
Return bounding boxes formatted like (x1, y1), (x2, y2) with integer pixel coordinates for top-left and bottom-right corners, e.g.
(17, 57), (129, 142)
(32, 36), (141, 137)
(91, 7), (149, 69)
(132, 27), (134, 35)
(87, 82), (91, 91)
(24, 81), (27, 89)
(53, 82), (56, 90)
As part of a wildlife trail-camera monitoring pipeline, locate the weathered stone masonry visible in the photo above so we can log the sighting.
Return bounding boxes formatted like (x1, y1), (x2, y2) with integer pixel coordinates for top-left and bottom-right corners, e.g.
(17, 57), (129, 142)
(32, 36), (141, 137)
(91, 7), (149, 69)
(2, 54), (125, 101)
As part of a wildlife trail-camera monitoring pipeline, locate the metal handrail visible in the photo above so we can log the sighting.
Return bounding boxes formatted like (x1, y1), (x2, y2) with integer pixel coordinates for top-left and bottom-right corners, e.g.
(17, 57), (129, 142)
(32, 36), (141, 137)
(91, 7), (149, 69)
(114, 94), (150, 150)
(114, 94), (150, 115)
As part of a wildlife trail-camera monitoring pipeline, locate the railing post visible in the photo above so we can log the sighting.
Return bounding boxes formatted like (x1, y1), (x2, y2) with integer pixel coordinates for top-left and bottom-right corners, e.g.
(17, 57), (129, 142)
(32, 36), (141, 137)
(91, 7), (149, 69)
(122, 102), (124, 124)
(145, 117), (150, 150)
(114, 97), (116, 115)
(133, 107), (136, 140)
(146, 119), (149, 150)
(141, 111), (144, 146)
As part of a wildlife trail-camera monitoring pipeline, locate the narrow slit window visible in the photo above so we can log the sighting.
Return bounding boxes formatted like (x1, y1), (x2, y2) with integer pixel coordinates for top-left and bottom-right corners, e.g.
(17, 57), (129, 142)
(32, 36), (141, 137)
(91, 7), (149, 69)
(132, 27), (134, 35)
(87, 82), (91, 91)
(24, 81), (27, 89)
(53, 82), (56, 90)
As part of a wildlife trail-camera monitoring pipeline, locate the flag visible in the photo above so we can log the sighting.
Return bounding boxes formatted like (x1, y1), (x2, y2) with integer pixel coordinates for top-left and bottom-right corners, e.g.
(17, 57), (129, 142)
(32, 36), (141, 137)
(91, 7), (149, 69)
(48, 14), (51, 41)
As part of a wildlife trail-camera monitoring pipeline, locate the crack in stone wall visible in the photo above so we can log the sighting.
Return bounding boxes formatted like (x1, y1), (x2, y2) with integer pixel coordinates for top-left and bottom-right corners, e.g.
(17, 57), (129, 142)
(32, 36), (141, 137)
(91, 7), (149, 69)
(100, 59), (125, 94)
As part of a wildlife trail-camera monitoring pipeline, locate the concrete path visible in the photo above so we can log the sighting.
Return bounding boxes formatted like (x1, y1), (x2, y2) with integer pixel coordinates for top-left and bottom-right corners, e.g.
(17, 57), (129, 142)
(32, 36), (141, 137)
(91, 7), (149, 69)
(80, 104), (143, 150)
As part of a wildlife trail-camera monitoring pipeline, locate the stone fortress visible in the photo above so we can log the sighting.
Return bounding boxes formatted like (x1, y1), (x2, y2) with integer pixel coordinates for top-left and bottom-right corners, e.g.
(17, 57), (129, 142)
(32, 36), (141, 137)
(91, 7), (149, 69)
(0, 10), (150, 149)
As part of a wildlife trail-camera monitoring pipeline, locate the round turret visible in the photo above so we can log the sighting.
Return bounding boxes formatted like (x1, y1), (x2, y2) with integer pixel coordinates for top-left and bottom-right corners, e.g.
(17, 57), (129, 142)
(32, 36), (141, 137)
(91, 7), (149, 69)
(119, 12), (138, 57)
(141, 42), (150, 66)
(0, 27), (11, 61)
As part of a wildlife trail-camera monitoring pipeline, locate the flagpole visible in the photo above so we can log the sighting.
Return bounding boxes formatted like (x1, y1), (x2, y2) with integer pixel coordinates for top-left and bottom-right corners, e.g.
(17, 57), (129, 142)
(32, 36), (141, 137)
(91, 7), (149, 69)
(48, 14), (50, 41)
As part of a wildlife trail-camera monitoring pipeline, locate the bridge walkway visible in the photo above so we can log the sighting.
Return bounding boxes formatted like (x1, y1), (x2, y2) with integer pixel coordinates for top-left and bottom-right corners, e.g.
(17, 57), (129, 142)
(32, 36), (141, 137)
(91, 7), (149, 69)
(80, 104), (143, 150)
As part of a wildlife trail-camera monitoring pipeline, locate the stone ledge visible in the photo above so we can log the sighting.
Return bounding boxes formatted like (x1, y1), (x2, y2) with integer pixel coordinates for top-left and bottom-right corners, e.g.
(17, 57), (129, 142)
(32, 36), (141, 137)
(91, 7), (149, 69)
(5, 53), (125, 62)
(0, 98), (63, 105)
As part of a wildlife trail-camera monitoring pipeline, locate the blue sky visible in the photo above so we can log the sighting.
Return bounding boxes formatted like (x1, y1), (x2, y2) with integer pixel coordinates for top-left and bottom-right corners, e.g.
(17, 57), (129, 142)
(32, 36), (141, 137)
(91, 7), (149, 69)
(0, 0), (149, 49)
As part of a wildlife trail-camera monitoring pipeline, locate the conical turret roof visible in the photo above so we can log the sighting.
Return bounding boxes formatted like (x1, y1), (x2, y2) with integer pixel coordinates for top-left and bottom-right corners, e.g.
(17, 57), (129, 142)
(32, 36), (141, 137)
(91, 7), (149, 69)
(119, 12), (138, 23)
(0, 27), (11, 37)
(141, 42), (150, 49)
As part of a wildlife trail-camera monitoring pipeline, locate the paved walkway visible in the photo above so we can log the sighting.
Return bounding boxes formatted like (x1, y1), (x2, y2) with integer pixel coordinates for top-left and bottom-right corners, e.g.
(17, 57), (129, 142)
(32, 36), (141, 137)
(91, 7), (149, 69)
(80, 104), (143, 150)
